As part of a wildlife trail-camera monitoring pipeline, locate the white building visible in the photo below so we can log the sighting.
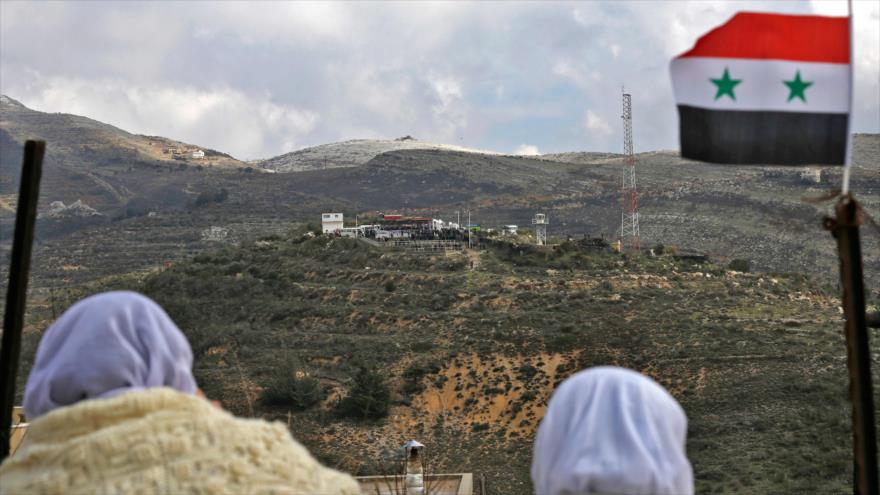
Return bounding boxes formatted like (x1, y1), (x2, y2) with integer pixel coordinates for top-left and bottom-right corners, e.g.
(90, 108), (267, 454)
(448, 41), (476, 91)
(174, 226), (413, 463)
(502, 225), (518, 235)
(192, 149), (205, 159)
(800, 168), (822, 183)
(322, 213), (344, 234)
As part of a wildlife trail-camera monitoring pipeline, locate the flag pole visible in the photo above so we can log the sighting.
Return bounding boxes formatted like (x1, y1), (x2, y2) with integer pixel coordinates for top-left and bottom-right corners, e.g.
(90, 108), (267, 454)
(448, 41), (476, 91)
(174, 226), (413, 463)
(828, 4), (877, 493)
(841, 0), (854, 194)
(0, 140), (44, 462)
(825, 196), (879, 495)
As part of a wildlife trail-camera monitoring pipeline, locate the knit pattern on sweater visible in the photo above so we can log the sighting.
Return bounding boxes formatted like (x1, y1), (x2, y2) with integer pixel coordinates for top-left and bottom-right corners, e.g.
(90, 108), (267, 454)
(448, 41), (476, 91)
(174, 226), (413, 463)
(0, 388), (361, 495)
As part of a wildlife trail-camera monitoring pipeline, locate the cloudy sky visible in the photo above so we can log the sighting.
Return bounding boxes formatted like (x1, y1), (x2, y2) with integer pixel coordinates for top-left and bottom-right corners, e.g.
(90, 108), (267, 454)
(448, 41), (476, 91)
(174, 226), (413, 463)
(1, 1), (877, 159)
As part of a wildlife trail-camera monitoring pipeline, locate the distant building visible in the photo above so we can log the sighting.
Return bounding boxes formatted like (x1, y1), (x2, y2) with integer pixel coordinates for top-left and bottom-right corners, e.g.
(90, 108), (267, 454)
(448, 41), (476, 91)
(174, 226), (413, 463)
(192, 150), (205, 159)
(800, 168), (822, 183)
(502, 225), (518, 235)
(322, 213), (343, 234)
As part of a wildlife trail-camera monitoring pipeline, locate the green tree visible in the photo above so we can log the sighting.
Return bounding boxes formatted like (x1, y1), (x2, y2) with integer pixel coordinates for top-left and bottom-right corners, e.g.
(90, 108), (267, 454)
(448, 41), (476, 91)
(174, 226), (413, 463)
(261, 360), (324, 410)
(337, 367), (392, 419)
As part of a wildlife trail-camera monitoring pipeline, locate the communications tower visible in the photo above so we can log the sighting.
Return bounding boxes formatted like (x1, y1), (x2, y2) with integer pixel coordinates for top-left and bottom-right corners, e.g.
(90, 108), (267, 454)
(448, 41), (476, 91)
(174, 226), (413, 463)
(533, 213), (548, 246)
(620, 91), (640, 251)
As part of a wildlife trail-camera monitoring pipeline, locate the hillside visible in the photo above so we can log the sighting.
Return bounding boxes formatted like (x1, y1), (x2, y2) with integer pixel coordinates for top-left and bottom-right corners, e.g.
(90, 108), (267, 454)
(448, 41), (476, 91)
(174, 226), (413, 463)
(255, 135), (880, 283)
(16, 228), (877, 494)
(257, 137), (501, 172)
(0, 95), (251, 228)
(0, 95), (246, 171)
(1, 96), (877, 291)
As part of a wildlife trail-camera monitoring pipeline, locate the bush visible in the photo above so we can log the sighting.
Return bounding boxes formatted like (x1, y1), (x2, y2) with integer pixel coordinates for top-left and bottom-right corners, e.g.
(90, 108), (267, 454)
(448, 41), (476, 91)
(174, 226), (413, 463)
(337, 367), (392, 419)
(729, 259), (751, 272)
(261, 361), (324, 410)
(402, 360), (442, 397)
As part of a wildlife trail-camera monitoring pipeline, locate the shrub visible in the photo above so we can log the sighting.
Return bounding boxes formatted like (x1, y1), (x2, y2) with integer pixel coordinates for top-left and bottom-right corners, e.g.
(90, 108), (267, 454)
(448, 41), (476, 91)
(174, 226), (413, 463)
(729, 259), (751, 272)
(337, 367), (392, 419)
(402, 360), (442, 397)
(261, 361), (324, 410)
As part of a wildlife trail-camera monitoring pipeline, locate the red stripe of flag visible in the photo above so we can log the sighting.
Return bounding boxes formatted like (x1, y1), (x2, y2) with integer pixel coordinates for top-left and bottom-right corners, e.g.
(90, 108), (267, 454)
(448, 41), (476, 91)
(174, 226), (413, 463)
(677, 12), (849, 64)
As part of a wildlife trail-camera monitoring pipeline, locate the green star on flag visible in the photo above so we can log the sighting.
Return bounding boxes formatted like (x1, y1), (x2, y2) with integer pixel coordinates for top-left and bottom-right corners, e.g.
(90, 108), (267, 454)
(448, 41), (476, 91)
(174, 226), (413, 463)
(784, 70), (813, 102)
(710, 68), (742, 101)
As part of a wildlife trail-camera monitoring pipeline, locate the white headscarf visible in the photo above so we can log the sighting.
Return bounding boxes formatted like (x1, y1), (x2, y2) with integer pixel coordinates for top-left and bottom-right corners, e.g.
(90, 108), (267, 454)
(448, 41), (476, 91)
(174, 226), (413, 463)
(23, 291), (197, 419)
(531, 366), (694, 495)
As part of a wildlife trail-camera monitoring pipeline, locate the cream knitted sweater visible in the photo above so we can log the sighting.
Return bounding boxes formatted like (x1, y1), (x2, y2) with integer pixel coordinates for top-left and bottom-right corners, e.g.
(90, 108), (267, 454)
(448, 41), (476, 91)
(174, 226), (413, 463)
(0, 388), (361, 494)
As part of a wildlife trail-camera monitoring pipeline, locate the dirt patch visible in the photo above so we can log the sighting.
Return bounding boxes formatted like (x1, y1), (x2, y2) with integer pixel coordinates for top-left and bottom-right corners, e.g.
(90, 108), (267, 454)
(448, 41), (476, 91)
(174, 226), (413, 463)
(406, 352), (580, 439)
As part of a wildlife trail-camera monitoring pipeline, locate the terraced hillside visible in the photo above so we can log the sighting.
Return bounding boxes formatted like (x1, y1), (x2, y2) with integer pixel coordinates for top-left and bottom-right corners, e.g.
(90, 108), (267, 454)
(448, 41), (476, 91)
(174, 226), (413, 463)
(17, 229), (877, 494)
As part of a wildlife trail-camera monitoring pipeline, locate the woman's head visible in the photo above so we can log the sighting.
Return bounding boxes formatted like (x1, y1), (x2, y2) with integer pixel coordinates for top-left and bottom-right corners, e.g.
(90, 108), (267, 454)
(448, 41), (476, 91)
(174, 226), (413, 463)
(24, 291), (197, 418)
(531, 366), (693, 495)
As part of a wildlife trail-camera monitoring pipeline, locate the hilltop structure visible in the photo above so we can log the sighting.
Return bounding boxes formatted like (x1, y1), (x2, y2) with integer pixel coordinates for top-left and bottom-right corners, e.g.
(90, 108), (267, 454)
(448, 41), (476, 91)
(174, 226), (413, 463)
(321, 213), (344, 234)
(533, 213), (548, 246)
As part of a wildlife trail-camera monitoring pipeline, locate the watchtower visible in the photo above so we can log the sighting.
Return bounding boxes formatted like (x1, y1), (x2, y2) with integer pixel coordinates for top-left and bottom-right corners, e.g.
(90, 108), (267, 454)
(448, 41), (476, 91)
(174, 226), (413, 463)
(533, 213), (548, 246)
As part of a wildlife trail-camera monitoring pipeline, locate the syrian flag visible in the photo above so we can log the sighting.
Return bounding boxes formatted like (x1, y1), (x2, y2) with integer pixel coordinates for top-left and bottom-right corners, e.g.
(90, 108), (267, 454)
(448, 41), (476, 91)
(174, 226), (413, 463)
(671, 12), (851, 165)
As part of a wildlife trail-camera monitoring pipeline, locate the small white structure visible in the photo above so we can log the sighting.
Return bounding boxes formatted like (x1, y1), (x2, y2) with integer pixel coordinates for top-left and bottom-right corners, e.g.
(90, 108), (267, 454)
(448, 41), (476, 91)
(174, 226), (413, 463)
(201, 226), (229, 242)
(800, 167), (822, 183)
(191, 149), (205, 159)
(533, 213), (548, 246)
(403, 440), (426, 495)
(340, 227), (360, 238)
(502, 225), (518, 236)
(322, 213), (343, 234)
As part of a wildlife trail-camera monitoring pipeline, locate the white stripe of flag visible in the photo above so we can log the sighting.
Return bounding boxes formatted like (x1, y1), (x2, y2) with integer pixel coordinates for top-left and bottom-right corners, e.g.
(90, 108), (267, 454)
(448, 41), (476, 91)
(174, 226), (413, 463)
(671, 57), (850, 114)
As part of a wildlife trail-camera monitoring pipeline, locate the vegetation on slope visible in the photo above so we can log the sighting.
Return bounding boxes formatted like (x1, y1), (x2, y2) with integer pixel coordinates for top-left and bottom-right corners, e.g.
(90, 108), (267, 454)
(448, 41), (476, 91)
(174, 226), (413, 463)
(19, 226), (877, 494)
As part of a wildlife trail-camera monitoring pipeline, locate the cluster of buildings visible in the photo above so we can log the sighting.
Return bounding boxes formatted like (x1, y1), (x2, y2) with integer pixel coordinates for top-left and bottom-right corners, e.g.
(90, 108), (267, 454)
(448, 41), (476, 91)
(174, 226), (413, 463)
(321, 213), (465, 241)
(321, 212), (551, 245)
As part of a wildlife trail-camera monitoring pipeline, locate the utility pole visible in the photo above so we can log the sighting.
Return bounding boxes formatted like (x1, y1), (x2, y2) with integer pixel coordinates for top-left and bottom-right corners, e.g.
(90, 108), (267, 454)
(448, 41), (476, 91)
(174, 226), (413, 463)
(467, 210), (472, 249)
(620, 90), (640, 251)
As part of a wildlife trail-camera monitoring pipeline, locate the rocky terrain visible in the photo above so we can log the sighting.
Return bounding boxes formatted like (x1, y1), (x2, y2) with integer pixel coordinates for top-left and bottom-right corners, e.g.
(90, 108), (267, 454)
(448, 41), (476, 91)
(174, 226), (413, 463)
(0, 95), (249, 225)
(257, 137), (501, 172)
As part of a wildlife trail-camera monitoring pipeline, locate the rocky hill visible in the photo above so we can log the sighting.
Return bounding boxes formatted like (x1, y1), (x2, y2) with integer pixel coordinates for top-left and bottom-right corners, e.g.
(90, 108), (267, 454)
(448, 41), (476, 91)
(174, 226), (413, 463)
(0, 95), (251, 226)
(257, 137), (501, 172)
(0, 95), (246, 171)
(16, 228), (874, 494)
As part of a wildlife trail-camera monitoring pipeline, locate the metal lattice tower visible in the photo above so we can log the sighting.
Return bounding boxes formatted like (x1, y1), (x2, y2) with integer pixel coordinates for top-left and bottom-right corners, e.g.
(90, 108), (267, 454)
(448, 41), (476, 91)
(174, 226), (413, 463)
(620, 92), (640, 251)
(533, 213), (548, 246)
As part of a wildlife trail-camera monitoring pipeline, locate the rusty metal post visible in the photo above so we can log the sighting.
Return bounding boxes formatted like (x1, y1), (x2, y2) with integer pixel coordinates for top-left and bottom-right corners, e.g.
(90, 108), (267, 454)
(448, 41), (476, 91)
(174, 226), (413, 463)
(825, 194), (879, 495)
(0, 140), (44, 461)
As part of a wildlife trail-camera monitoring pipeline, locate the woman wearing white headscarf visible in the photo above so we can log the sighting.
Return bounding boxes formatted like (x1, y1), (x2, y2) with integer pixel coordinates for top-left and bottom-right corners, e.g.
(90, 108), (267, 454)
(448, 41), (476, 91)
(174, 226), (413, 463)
(531, 366), (694, 495)
(0, 291), (360, 495)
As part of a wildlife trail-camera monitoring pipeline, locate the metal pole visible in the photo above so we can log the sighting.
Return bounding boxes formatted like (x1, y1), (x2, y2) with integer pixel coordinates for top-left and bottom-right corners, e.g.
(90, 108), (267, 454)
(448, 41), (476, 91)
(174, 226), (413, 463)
(468, 211), (472, 249)
(0, 140), (45, 461)
(841, 0), (854, 194)
(825, 194), (879, 495)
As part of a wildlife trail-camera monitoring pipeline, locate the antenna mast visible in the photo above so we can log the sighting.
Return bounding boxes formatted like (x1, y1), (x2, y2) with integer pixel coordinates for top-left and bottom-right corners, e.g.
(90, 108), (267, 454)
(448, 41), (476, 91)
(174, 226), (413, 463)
(620, 91), (640, 251)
